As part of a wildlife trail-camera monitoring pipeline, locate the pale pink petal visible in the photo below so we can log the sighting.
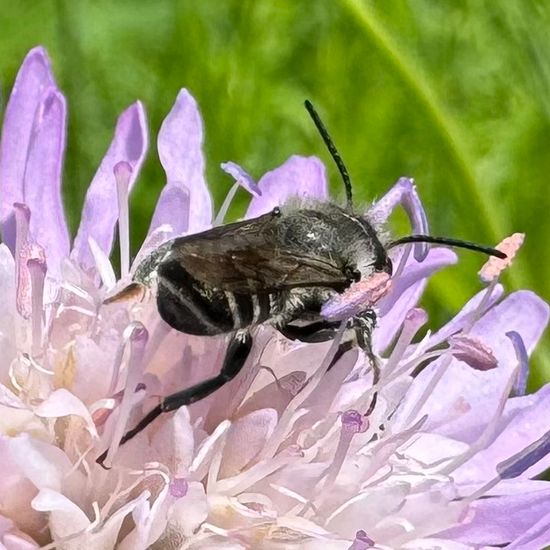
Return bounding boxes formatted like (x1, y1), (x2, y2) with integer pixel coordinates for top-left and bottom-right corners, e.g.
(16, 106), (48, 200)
(31, 488), (89, 529)
(0, 47), (55, 250)
(246, 156), (328, 218)
(34, 389), (97, 438)
(72, 101), (148, 270)
(166, 481), (208, 537)
(9, 435), (72, 492)
(0, 244), (17, 379)
(150, 406), (195, 476)
(219, 409), (278, 478)
(157, 89), (212, 234)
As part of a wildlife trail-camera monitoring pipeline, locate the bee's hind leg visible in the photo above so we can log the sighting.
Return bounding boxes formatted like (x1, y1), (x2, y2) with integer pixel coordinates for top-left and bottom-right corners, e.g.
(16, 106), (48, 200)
(96, 329), (252, 468)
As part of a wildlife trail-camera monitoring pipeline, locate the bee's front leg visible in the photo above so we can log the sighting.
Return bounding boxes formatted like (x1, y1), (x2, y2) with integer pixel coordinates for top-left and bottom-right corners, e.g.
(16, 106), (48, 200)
(97, 329), (252, 467)
(348, 309), (380, 415)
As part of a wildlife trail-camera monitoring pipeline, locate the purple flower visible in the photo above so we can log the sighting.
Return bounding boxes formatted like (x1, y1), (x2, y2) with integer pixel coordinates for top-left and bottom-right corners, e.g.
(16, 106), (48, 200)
(0, 46), (548, 549)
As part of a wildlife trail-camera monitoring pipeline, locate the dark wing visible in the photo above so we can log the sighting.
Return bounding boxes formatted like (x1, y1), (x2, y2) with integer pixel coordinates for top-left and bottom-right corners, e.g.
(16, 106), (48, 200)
(167, 211), (349, 293)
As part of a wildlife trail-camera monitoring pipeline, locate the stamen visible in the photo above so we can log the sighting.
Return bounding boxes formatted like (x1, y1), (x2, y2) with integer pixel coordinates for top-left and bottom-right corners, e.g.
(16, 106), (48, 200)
(384, 308), (428, 377)
(321, 410), (369, 493)
(221, 161), (261, 196)
(13, 203), (31, 265)
(449, 334), (498, 371)
(497, 427), (550, 480)
(479, 233), (524, 283)
(114, 161), (132, 278)
(101, 322), (148, 468)
(258, 322), (347, 461)
(88, 236), (116, 289)
(214, 182), (239, 226)
(169, 477), (188, 498)
(28, 257), (47, 355)
(349, 530), (375, 549)
(16, 242), (46, 320)
(217, 446), (305, 496)
(506, 331), (529, 396)
(216, 162), (261, 226)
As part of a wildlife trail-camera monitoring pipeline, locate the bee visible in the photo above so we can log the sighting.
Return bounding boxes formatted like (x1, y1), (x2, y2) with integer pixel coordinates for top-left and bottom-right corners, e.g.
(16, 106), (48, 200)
(97, 101), (505, 466)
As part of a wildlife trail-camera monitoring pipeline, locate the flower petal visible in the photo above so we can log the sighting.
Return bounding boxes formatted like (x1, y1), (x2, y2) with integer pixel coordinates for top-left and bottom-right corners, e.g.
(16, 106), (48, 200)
(218, 409), (278, 478)
(147, 183), (190, 239)
(246, 155), (328, 218)
(9, 434), (72, 492)
(34, 388), (97, 438)
(23, 87), (69, 278)
(375, 248), (457, 352)
(72, 101), (148, 270)
(367, 177), (429, 261)
(440, 486), (550, 546)
(0, 47), (55, 251)
(395, 291), (550, 442)
(157, 89), (212, 234)
(453, 384), (550, 483)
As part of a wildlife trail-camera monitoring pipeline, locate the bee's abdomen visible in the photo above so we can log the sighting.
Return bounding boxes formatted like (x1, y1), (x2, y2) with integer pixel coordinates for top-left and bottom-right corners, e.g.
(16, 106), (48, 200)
(156, 259), (272, 335)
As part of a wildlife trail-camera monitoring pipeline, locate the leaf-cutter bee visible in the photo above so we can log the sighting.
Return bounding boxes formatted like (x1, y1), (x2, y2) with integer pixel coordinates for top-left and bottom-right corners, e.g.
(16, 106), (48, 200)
(97, 101), (505, 466)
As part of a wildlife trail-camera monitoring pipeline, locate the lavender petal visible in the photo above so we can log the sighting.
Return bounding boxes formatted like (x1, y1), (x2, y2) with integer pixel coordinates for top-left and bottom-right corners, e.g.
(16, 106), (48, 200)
(147, 183), (190, 238)
(23, 87), (69, 278)
(367, 177), (429, 261)
(441, 485), (550, 545)
(157, 89), (212, 234)
(497, 427), (550, 479)
(394, 291), (550, 443)
(375, 247), (457, 353)
(0, 46), (55, 251)
(451, 385), (550, 485)
(246, 155), (328, 219)
(506, 509), (550, 550)
(72, 101), (148, 270)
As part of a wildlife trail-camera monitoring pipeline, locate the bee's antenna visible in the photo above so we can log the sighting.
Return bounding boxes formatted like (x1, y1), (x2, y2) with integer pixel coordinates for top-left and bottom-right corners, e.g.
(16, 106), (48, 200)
(389, 235), (507, 259)
(304, 100), (354, 211)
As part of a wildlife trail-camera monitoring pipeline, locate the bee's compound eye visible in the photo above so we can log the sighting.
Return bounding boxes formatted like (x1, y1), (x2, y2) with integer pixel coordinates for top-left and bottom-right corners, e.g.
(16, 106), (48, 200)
(272, 206), (282, 217)
(345, 266), (361, 282)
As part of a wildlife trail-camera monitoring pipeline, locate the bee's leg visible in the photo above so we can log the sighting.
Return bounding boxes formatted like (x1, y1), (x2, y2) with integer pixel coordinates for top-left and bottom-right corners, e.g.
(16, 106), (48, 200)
(278, 320), (353, 369)
(96, 329), (252, 467)
(278, 320), (342, 343)
(348, 309), (379, 415)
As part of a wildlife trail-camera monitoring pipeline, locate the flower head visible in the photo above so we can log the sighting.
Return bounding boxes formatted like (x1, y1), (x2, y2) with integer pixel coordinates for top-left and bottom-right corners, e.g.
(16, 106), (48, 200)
(0, 46), (549, 549)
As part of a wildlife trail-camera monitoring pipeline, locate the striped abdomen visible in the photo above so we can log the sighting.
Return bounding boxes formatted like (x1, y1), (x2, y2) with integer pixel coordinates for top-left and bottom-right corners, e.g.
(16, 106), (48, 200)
(156, 259), (273, 336)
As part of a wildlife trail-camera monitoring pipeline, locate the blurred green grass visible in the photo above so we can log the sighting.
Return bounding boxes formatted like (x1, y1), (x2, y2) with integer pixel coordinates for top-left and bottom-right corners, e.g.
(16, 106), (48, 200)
(1, 0), (549, 385)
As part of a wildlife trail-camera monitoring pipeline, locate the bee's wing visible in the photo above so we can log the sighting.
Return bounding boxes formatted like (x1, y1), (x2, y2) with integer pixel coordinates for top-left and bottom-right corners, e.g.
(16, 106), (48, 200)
(168, 212), (349, 293)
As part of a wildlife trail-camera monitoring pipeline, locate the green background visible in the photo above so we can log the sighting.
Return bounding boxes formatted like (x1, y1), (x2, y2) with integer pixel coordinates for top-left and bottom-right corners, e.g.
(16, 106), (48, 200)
(1, 0), (549, 385)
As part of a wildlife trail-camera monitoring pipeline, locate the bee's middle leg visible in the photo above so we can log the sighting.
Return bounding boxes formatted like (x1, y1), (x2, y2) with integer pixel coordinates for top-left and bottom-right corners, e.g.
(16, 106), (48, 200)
(279, 310), (379, 413)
